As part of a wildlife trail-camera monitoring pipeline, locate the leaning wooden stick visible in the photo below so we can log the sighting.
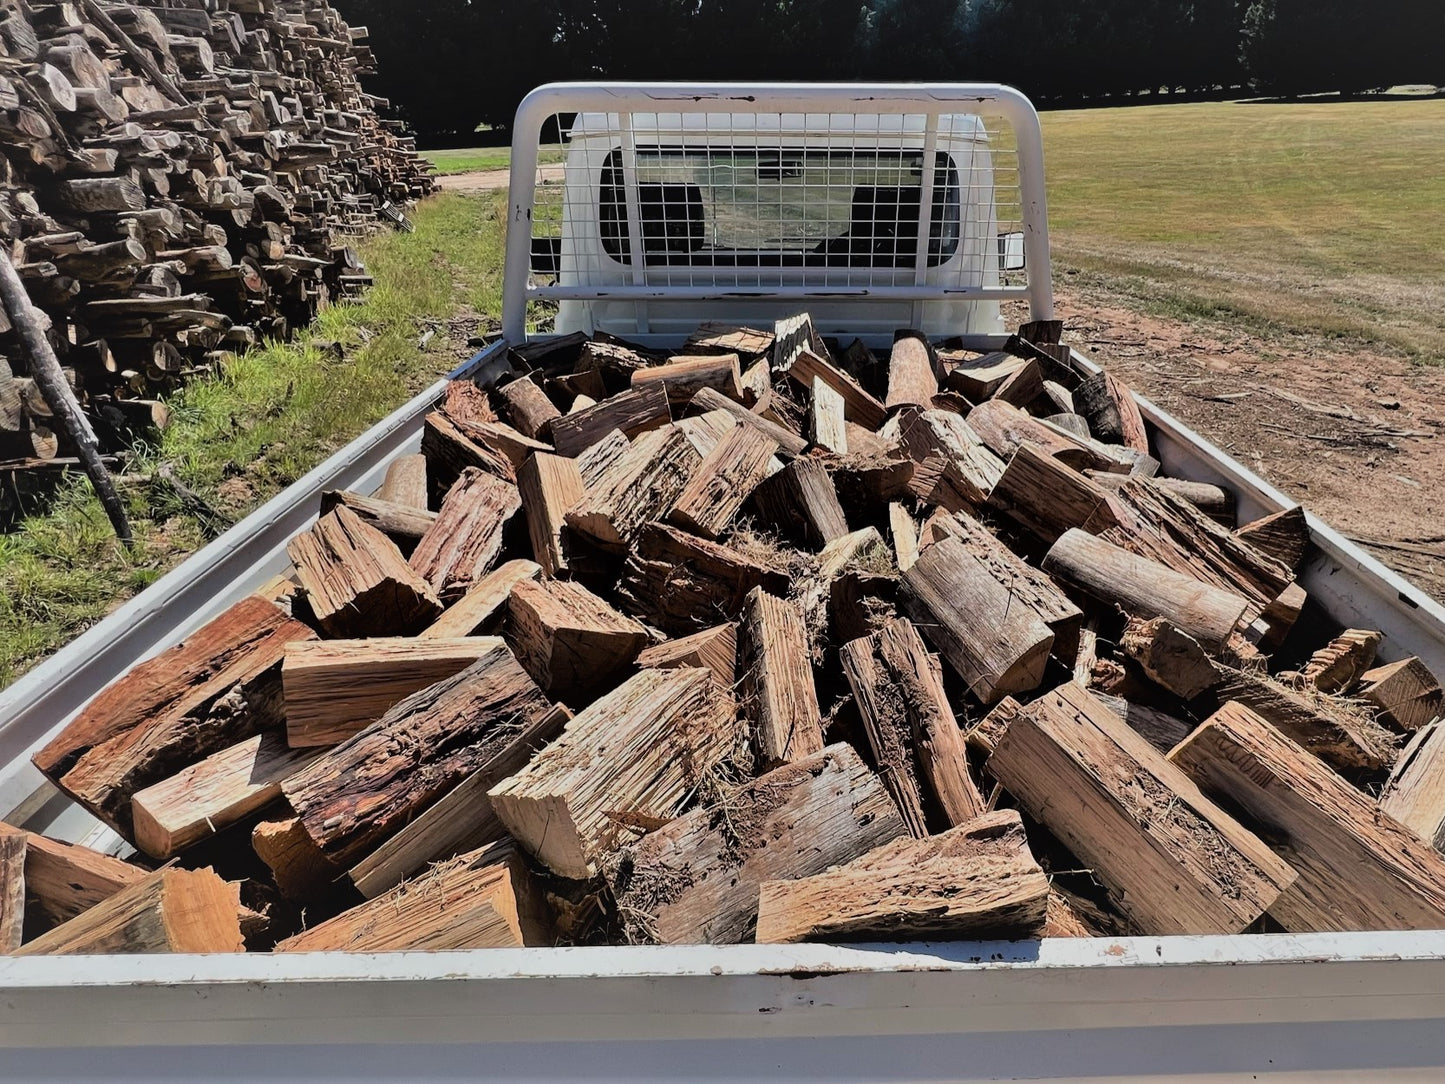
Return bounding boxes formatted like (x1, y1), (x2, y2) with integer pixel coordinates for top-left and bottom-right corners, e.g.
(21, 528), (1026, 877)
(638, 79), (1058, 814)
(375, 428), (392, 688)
(0, 249), (131, 546)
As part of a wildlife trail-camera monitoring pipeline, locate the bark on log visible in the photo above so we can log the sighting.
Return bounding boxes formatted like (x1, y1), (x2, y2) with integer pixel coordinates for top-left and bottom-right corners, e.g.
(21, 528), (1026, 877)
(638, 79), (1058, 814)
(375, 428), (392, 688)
(740, 587), (825, 768)
(517, 452), (584, 577)
(409, 467), (521, 604)
(565, 426), (700, 550)
(631, 353), (743, 405)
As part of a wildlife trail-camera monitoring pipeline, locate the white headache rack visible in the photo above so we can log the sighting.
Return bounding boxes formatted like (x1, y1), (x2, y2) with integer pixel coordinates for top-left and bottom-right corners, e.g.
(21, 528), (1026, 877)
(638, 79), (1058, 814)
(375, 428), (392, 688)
(503, 82), (1053, 349)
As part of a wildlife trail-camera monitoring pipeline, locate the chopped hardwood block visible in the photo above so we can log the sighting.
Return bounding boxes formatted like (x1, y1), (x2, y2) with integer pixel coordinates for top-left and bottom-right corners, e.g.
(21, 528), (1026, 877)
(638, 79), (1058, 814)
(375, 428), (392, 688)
(773, 312), (832, 373)
(518, 452), (585, 576)
(808, 375), (848, 455)
(611, 744), (906, 944)
(943, 351), (1024, 401)
(1121, 617), (1221, 700)
(15, 867), (243, 956)
(1381, 719), (1445, 850)
(508, 578), (649, 705)
(283, 643), (558, 868)
(1234, 506), (1310, 572)
(452, 419), (553, 474)
(441, 380), (499, 428)
(409, 467), (522, 604)
(419, 560), (541, 639)
(686, 323), (775, 359)
(750, 456), (850, 549)
(755, 810), (1049, 943)
(900, 533), (1056, 705)
(0, 832), (24, 953)
(574, 339), (649, 389)
(634, 623), (738, 687)
(1074, 371), (1150, 453)
(669, 426), (778, 539)
(885, 335), (938, 411)
(565, 426), (701, 549)
(253, 817), (342, 903)
(489, 668), (741, 880)
(741, 588), (825, 768)
(631, 353), (743, 405)
(348, 707), (569, 898)
(496, 376), (561, 441)
(34, 594), (313, 837)
(280, 842), (550, 952)
(576, 428), (630, 487)
(1302, 629), (1381, 693)
(1093, 694), (1196, 756)
(421, 410), (515, 495)
(283, 637), (506, 747)
(1360, 657), (1443, 731)
(1043, 529), (1250, 650)
(895, 410), (1005, 506)
(830, 569), (899, 645)
(617, 522), (791, 635)
(290, 506), (441, 638)
(988, 684), (1296, 934)
(786, 348), (886, 430)
(987, 444), (1120, 544)
(841, 618), (983, 835)
(379, 454), (429, 510)
(1088, 472), (1238, 527)
(967, 398), (1112, 471)
(550, 382), (671, 457)
(1171, 700), (1445, 932)
(319, 490), (437, 556)
(131, 732), (322, 859)
(674, 409), (741, 459)
(991, 357), (1045, 409)
(889, 503), (919, 572)
(0, 823), (145, 930)
(690, 386), (808, 457)
(1204, 668), (1394, 773)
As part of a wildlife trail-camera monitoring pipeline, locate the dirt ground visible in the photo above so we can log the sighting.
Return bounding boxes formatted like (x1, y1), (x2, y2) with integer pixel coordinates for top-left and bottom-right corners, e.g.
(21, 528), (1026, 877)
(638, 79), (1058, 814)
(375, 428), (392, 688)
(1051, 279), (1445, 602)
(446, 163), (1445, 603)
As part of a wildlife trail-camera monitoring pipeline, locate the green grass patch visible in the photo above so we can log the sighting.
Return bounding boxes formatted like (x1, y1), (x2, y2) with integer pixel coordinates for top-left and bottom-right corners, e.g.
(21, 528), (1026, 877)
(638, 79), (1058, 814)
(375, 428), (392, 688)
(1043, 99), (1445, 361)
(423, 145), (566, 175)
(0, 191), (505, 690)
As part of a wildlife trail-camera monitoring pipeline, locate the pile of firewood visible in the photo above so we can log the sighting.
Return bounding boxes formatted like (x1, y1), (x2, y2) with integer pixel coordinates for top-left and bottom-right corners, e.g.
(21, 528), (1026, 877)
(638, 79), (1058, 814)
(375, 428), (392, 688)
(6, 315), (1445, 956)
(0, 0), (433, 468)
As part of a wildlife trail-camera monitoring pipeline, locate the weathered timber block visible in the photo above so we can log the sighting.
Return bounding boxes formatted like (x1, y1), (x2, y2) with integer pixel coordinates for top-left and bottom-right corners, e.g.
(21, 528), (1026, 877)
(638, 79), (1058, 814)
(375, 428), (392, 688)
(885, 334), (937, 412)
(786, 348), (885, 430)
(489, 668), (741, 880)
(943, 352), (1024, 400)
(0, 831), (21, 952)
(319, 490), (436, 552)
(419, 560), (541, 640)
(1074, 371), (1149, 453)
(895, 410), (1004, 510)
(740, 588), (825, 768)
(899, 534), (1055, 705)
(617, 523), (791, 635)
(1301, 629), (1381, 693)
(15, 868), (243, 956)
(283, 643), (557, 868)
(347, 707), (569, 899)
(808, 375), (848, 455)
(755, 810), (1049, 943)
(669, 425), (777, 539)
(283, 638), (506, 747)
(517, 452), (584, 577)
(967, 398), (1112, 471)
(1093, 693), (1196, 756)
(690, 387), (808, 457)
(421, 411), (515, 495)
(253, 817), (343, 903)
(565, 426), (700, 550)
(379, 454), (429, 510)
(1087, 471), (1237, 527)
(1171, 701), (1445, 932)
(1381, 719), (1445, 851)
(1234, 506), (1309, 572)
(550, 383), (671, 457)
(987, 444), (1120, 544)
(0, 824), (144, 932)
(34, 595), (312, 838)
(409, 467), (522, 604)
(635, 623), (738, 687)
(750, 456), (849, 549)
(1360, 658), (1443, 732)
(281, 842), (550, 952)
(611, 744), (907, 944)
(1043, 529), (1249, 650)
(1120, 617), (1221, 700)
(631, 353), (743, 405)
(989, 684), (1296, 934)
(507, 578), (649, 706)
(495, 377), (561, 442)
(130, 732), (322, 859)
(686, 323), (775, 359)
(842, 617), (983, 836)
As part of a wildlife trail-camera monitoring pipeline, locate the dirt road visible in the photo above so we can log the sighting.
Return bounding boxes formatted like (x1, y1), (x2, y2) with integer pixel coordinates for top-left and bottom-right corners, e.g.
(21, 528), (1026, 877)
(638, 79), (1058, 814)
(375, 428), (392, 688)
(435, 166), (563, 192)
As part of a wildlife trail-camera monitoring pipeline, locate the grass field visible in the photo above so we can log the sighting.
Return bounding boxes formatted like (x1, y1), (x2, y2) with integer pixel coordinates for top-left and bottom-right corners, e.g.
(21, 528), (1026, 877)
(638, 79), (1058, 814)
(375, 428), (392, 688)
(0, 191), (509, 688)
(1042, 99), (1445, 361)
(425, 145), (565, 175)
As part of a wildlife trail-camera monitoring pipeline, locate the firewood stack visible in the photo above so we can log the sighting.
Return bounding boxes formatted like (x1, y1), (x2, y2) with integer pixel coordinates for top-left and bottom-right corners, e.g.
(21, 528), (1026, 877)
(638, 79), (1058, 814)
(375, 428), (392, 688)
(0, 0), (433, 467)
(8, 315), (1445, 956)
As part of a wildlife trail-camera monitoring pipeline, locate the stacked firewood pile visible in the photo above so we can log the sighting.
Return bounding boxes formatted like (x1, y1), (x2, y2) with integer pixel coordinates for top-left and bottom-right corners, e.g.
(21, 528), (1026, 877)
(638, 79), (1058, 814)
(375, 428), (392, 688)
(5, 315), (1445, 955)
(0, 0), (433, 467)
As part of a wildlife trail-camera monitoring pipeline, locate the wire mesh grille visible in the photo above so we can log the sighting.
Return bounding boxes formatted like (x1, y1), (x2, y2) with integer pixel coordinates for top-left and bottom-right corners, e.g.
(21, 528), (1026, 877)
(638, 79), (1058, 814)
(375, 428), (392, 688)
(526, 109), (1028, 296)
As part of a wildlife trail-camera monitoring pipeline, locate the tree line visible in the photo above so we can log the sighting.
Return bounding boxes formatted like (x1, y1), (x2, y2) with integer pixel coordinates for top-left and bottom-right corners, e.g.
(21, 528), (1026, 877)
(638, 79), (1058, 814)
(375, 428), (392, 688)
(333, 0), (1443, 143)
